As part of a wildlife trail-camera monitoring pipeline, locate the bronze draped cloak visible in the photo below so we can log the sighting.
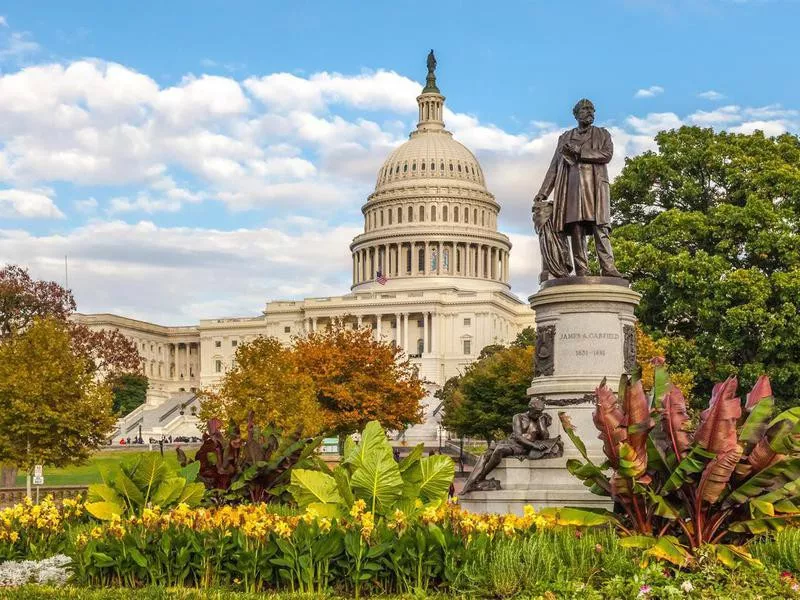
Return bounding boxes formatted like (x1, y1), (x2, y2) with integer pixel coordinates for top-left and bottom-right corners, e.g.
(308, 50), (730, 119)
(536, 125), (613, 233)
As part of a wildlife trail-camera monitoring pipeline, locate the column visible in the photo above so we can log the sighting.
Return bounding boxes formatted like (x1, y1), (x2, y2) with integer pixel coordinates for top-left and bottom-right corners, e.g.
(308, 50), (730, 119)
(465, 244), (471, 277)
(504, 250), (510, 282)
(403, 313), (409, 353)
(357, 315), (363, 329)
(384, 244), (389, 275)
(312, 317), (318, 331)
(395, 313), (401, 346)
(431, 312), (437, 354)
(422, 311), (428, 354)
(376, 314), (382, 340)
(491, 247), (497, 279)
(361, 249), (367, 281)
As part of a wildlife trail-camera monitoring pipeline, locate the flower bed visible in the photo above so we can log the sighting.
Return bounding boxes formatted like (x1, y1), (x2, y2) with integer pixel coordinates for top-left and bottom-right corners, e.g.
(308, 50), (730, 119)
(3, 496), (800, 598)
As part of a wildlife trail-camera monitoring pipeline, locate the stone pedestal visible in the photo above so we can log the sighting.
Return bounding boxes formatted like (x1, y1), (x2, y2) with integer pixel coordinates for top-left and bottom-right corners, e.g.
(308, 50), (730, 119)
(461, 276), (640, 513)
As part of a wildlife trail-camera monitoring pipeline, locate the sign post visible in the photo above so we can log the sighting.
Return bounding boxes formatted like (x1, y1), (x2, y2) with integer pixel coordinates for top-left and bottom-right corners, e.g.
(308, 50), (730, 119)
(33, 465), (43, 504)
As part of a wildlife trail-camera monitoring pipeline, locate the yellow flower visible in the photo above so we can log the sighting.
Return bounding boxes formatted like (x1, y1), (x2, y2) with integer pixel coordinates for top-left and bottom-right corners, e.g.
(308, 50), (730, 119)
(318, 517), (332, 533)
(8, 531), (19, 543)
(350, 499), (367, 518)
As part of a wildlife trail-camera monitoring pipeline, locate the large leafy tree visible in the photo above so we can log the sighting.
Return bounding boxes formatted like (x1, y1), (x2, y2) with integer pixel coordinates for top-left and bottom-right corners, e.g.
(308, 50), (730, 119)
(292, 322), (425, 436)
(0, 318), (116, 475)
(611, 127), (800, 409)
(199, 336), (323, 435)
(109, 373), (149, 416)
(442, 345), (534, 444)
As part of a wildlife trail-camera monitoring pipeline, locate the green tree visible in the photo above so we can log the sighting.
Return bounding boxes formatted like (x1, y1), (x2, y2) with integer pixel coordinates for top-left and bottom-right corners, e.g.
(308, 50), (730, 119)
(511, 326), (537, 348)
(109, 373), (149, 416)
(611, 127), (800, 409)
(0, 318), (115, 476)
(442, 346), (534, 444)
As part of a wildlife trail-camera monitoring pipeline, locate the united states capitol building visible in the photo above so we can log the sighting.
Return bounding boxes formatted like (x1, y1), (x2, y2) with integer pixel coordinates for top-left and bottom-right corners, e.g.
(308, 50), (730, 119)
(77, 57), (536, 443)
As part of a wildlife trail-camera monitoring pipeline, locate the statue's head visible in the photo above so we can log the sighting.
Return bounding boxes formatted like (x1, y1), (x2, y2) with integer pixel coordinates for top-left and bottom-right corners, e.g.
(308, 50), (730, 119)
(528, 396), (545, 415)
(572, 98), (595, 127)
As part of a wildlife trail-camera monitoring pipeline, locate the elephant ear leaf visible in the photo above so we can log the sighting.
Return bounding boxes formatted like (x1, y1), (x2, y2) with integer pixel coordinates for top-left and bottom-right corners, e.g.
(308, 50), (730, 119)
(398, 444), (424, 475)
(112, 469), (146, 510)
(87, 483), (122, 505)
(418, 455), (454, 503)
(151, 477), (186, 507)
(345, 421), (389, 470)
(179, 461), (201, 483)
(289, 469), (341, 508)
(175, 482), (205, 506)
(350, 444), (403, 515)
(85, 501), (125, 521)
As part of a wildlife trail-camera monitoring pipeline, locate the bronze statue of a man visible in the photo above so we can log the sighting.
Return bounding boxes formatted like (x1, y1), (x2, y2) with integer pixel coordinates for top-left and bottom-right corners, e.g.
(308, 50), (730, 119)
(461, 397), (563, 494)
(534, 99), (622, 278)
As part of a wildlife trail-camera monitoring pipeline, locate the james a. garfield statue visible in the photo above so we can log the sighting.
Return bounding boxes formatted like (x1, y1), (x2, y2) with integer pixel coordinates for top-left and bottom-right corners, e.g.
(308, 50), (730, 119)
(533, 99), (622, 278)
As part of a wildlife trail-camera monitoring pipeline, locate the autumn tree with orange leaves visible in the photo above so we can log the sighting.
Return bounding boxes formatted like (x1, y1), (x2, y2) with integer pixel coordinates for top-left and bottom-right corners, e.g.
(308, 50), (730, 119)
(293, 321), (425, 436)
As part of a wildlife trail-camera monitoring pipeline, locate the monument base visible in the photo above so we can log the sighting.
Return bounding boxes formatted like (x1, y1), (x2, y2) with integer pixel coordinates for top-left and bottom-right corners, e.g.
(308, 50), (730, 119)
(460, 277), (640, 515)
(459, 457), (612, 515)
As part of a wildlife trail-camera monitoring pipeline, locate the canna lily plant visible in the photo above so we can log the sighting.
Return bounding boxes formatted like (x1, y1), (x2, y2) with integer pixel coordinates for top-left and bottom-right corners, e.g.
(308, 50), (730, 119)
(547, 359), (800, 566)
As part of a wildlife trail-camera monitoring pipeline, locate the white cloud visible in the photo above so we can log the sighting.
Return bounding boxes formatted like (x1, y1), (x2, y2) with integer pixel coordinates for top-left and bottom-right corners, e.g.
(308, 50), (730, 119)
(0, 31), (40, 61)
(625, 112), (683, 135)
(634, 85), (664, 99)
(74, 197), (98, 213)
(730, 120), (789, 136)
(698, 90), (724, 101)
(0, 17), (7, 28)
(688, 105), (741, 125)
(0, 219), (359, 324)
(0, 188), (64, 218)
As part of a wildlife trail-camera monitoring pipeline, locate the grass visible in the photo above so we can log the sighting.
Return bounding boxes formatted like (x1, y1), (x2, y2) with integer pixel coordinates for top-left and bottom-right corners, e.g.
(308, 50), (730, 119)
(13, 449), (182, 487)
(0, 588), (458, 599)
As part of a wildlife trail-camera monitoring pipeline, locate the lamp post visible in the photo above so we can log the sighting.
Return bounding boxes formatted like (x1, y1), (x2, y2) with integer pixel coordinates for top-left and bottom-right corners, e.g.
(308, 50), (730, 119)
(438, 425), (443, 452)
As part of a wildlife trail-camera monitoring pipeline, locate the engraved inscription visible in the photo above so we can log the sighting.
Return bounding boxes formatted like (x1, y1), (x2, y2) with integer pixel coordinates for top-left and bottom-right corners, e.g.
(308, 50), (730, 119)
(623, 324), (636, 374)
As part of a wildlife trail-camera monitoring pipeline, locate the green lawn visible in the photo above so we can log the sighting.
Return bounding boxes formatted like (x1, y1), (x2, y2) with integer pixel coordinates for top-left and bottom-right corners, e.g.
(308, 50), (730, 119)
(13, 448), (183, 487)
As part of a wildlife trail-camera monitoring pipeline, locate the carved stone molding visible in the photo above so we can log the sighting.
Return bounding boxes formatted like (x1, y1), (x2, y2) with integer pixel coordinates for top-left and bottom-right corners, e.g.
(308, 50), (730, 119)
(538, 393), (595, 407)
(534, 325), (556, 377)
(623, 324), (636, 374)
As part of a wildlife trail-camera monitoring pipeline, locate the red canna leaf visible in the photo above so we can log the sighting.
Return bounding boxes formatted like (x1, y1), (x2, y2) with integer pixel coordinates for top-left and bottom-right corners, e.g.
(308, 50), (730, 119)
(622, 378), (652, 477)
(593, 379), (627, 468)
(695, 377), (741, 454)
(699, 445), (744, 503)
(662, 385), (692, 459)
(745, 375), (773, 411)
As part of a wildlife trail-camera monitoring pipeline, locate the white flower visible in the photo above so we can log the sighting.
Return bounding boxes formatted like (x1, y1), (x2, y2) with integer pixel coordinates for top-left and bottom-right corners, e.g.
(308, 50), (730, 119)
(0, 555), (71, 587)
(681, 580), (694, 592)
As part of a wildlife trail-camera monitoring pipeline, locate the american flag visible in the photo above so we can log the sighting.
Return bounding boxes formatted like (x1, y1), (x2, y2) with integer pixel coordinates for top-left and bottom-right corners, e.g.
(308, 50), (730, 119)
(376, 270), (388, 285)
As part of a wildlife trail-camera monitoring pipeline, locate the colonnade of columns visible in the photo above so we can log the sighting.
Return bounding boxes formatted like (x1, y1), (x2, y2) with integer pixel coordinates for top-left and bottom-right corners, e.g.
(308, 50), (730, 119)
(352, 241), (510, 285)
(303, 312), (439, 357)
(170, 342), (197, 381)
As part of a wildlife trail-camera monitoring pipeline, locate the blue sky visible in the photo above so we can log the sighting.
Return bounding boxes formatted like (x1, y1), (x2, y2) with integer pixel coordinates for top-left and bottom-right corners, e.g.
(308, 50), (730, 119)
(1, 1), (798, 323)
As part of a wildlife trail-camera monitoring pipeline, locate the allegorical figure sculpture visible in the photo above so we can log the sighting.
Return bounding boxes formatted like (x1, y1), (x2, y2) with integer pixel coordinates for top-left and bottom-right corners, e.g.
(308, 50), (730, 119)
(533, 99), (623, 278)
(461, 397), (563, 494)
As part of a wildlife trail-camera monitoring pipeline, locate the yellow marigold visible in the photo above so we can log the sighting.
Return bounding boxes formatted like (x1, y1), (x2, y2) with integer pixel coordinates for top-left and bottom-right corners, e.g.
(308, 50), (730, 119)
(274, 520), (293, 539)
(350, 499), (367, 518)
(8, 531), (19, 543)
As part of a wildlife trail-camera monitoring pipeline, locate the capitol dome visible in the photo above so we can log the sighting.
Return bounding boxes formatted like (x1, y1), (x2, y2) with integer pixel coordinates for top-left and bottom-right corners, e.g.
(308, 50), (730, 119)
(350, 53), (511, 292)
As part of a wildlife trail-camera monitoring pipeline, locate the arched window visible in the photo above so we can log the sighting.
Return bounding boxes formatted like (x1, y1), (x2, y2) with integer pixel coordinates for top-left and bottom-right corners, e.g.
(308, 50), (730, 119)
(449, 162), (454, 171)
(482, 210), (486, 226)
(406, 247), (412, 273)
(419, 206), (425, 221)
(395, 165), (400, 174)
(456, 249), (461, 272)
(440, 162), (444, 171)
(388, 210), (392, 225)
(421, 162), (425, 171)
(474, 208), (478, 223)
(458, 164), (462, 172)
(431, 249), (438, 271)
(408, 206), (413, 222)
(403, 163), (408, 172)
(412, 162), (416, 171)
(417, 338), (424, 355)
(418, 248), (425, 273)
(463, 207), (469, 223)
(430, 162), (435, 171)
(431, 205), (437, 221)
(453, 206), (459, 222)
(397, 207), (402, 223)
(443, 249), (450, 271)
(380, 211), (384, 227)
(443, 205), (448, 221)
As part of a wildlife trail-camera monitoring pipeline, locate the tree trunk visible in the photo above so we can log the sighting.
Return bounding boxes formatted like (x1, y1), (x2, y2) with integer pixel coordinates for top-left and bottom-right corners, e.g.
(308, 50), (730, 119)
(0, 464), (18, 487)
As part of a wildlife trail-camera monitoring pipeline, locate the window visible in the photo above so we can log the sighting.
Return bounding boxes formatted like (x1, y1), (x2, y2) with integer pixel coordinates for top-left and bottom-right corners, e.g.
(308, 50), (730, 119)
(412, 162), (416, 171)
(464, 207), (469, 223)
(417, 319), (424, 327)
(454, 206), (459, 222)
(443, 249), (449, 270)
(284, 326), (291, 333)
(419, 206), (425, 221)
(215, 340), (221, 348)
(406, 247), (412, 273)
(417, 338), (425, 354)
(421, 162), (425, 171)
(430, 162), (434, 171)
(215, 359), (222, 373)
(449, 163), (454, 171)
(418, 248), (425, 272)
(482, 210), (486, 226)
(380, 211), (384, 226)
(464, 318), (472, 326)
(388, 210), (392, 225)
(398, 207), (402, 223)
(443, 205), (448, 221)
(463, 340), (472, 355)
(430, 249), (438, 271)
(458, 164), (462, 172)
(456, 249), (461, 272)
(474, 208), (478, 223)
(403, 163), (408, 172)
(408, 206), (413, 221)
(232, 340), (238, 347)
(431, 206), (437, 221)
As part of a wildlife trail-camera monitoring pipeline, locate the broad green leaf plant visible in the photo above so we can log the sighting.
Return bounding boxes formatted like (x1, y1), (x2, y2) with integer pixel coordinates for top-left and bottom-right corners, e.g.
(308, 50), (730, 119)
(289, 420), (454, 518)
(85, 453), (203, 520)
(548, 360), (800, 567)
